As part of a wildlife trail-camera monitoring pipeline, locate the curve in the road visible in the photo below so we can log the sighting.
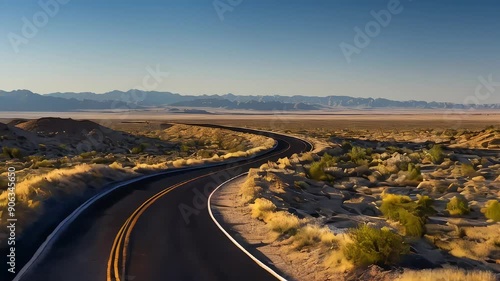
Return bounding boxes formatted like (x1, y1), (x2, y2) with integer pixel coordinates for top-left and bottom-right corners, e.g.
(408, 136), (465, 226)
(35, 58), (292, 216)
(12, 127), (311, 281)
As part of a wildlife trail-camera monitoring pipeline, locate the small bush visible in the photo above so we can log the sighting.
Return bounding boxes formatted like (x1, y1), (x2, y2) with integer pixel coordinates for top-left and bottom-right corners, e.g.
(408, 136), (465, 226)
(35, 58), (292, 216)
(250, 198), (276, 220)
(447, 196), (470, 216)
(267, 211), (300, 235)
(348, 146), (367, 164)
(482, 200), (500, 221)
(131, 143), (146, 154)
(2, 147), (23, 159)
(240, 176), (262, 203)
(406, 163), (422, 181)
(380, 194), (429, 237)
(292, 225), (336, 249)
(428, 144), (444, 164)
(344, 225), (409, 266)
(460, 163), (477, 178)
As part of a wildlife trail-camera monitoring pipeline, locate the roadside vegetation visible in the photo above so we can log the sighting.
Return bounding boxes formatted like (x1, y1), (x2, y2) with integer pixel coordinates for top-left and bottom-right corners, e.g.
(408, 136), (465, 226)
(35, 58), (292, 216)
(232, 125), (499, 280)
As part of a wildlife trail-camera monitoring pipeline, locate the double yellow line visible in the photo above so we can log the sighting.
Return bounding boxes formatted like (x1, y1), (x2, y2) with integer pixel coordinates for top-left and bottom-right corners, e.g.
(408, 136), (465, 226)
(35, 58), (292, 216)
(106, 140), (298, 281)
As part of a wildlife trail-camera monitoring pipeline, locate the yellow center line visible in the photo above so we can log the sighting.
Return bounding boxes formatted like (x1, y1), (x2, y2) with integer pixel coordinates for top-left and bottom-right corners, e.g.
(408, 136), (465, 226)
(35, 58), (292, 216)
(106, 140), (300, 281)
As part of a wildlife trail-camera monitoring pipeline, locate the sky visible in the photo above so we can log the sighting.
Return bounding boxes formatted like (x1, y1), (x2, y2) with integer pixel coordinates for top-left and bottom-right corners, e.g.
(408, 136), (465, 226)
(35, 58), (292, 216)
(0, 0), (499, 103)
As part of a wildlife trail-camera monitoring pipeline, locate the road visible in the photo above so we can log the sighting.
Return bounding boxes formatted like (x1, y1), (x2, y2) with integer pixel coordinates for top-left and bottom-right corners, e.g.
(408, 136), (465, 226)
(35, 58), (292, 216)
(14, 128), (310, 281)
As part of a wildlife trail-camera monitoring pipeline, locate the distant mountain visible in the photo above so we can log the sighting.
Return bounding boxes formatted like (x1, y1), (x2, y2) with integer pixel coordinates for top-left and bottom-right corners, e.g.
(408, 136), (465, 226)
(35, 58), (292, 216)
(1, 89), (499, 111)
(170, 98), (320, 111)
(47, 90), (193, 106)
(0, 90), (130, 111)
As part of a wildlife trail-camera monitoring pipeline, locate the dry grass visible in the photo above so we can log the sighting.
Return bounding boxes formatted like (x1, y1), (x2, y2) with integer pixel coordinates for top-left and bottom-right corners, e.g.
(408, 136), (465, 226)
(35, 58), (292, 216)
(240, 176), (262, 203)
(292, 224), (336, 249)
(250, 198), (276, 220)
(0, 164), (136, 238)
(266, 211), (301, 235)
(396, 268), (496, 281)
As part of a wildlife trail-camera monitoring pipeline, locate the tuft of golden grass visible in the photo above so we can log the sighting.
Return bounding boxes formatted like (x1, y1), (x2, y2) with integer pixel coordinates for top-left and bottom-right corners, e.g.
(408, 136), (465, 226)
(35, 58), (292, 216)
(396, 268), (496, 281)
(292, 224), (336, 250)
(239, 175), (262, 203)
(250, 198), (276, 220)
(266, 211), (301, 235)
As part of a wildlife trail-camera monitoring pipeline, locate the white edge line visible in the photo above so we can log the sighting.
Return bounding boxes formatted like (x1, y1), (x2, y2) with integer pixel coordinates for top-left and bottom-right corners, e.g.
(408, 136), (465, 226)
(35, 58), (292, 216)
(207, 172), (288, 281)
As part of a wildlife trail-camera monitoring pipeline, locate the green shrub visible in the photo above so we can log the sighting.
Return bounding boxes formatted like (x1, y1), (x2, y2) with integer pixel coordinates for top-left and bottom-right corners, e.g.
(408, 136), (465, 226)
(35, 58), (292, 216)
(482, 200), (500, 221)
(2, 147), (23, 159)
(460, 163), (477, 178)
(348, 146), (367, 164)
(447, 196), (470, 216)
(308, 153), (336, 181)
(406, 163), (422, 181)
(131, 143), (147, 154)
(380, 194), (431, 237)
(344, 224), (409, 266)
(428, 144), (444, 164)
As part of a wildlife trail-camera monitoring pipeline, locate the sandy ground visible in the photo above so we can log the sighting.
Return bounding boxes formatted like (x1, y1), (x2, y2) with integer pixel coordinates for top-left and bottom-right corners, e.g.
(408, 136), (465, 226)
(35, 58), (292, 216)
(0, 110), (498, 131)
(211, 176), (341, 281)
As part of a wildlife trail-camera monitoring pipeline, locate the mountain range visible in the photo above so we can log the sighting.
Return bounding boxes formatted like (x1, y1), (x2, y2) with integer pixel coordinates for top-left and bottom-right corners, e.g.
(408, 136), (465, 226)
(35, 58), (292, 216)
(0, 89), (499, 111)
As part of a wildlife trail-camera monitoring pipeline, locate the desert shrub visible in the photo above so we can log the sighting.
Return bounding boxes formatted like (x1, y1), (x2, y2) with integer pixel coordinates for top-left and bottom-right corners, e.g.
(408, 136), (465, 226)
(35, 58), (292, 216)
(80, 151), (97, 159)
(33, 159), (55, 168)
(460, 163), (477, 178)
(416, 195), (436, 216)
(343, 225), (409, 266)
(250, 198), (276, 220)
(197, 149), (213, 158)
(299, 152), (315, 162)
(277, 157), (291, 169)
(406, 163), (422, 181)
(447, 196), (470, 216)
(380, 194), (430, 237)
(240, 176), (262, 203)
(428, 144), (444, 164)
(294, 181), (310, 189)
(348, 146), (367, 164)
(309, 161), (328, 181)
(2, 147), (23, 159)
(131, 143), (146, 154)
(341, 141), (352, 152)
(308, 153), (336, 181)
(395, 268), (496, 281)
(266, 211), (300, 235)
(91, 157), (114, 164)
(292, 225), (336, 249)
(482, 200), (500, 222)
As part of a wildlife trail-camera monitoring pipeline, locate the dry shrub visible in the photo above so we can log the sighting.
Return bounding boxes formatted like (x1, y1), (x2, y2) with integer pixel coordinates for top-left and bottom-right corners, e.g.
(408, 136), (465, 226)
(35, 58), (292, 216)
(447, 196), (470, 215)
(343, 225), (409, 266)
(250, 198), (276, 220)
(266, 211), (300, 235)
(482, 200), (500, 221)
(396, 268), (496, 281)
(240, 176), (262, 203)
(292, 225), (336, 249)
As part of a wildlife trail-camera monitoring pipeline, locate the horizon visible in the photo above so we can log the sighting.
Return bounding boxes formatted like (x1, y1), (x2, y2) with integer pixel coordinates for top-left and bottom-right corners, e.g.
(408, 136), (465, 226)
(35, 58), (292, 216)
(2, 88), (500, 105)
(1, 0), (500, 103)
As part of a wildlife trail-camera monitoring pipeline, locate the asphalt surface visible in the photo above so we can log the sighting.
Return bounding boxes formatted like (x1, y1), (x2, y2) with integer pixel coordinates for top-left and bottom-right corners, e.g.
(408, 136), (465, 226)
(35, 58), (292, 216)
(13, 128), (310, 281)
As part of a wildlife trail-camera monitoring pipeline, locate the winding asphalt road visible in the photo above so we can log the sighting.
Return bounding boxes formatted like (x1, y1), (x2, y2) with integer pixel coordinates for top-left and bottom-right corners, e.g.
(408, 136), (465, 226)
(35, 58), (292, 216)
(13, 127), (311, 281)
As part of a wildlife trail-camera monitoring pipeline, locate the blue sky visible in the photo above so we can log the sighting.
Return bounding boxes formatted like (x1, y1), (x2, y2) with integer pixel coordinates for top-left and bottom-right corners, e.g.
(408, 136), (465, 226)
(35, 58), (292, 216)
(1, 0), (499, 103)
